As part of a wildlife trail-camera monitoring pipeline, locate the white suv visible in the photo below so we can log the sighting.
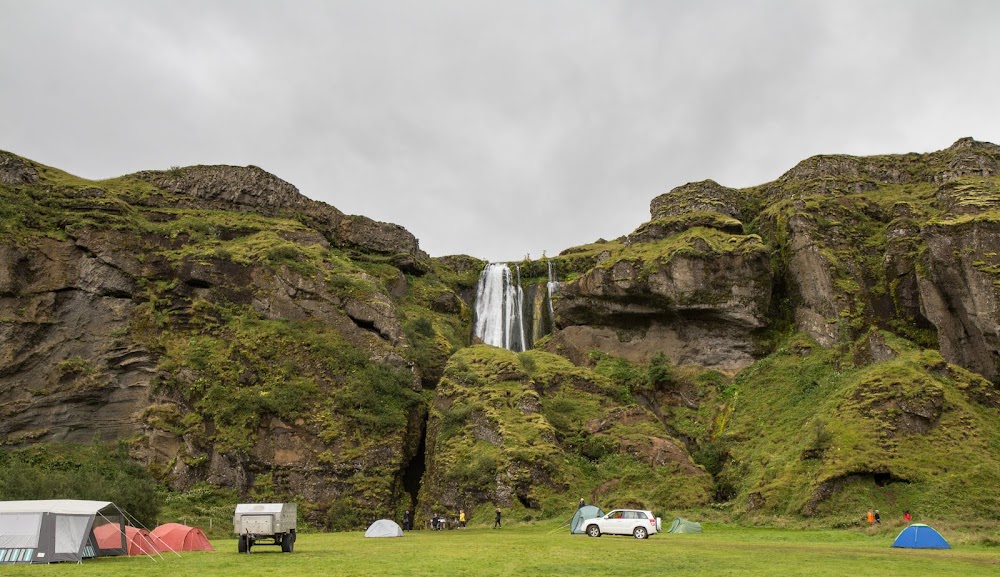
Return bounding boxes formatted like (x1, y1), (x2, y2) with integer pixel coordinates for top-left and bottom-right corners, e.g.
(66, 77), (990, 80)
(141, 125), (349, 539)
(582, 509), (662, 539)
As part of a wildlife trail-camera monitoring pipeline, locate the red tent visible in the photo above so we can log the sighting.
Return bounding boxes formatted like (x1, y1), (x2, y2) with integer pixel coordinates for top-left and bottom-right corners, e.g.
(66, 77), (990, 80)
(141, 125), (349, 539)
(150, 523), (215, 552)
(93, 524), (159, 556)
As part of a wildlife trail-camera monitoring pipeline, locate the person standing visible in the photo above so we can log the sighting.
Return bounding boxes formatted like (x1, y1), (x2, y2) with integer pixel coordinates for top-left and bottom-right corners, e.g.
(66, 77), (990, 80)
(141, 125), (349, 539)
(494, 507), (502, 528)
(904, 510), (912, 523)
(866, 508), (874, 525)
(874, 510), (881, 524)
(459, 509), (466, 528)
(403, 509), (411, 531)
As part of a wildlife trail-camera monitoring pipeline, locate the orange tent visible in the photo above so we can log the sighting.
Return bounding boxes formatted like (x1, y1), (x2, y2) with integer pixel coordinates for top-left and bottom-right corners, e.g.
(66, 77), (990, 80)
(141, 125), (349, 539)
(150, 523), (215, 552)
(93, 524), (159, 556)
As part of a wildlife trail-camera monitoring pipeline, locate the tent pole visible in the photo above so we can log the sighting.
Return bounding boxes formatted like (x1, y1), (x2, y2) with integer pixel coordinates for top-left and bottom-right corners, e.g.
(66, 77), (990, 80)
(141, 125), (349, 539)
(96, 509), (157, 562)
(112, 503), (176, 558)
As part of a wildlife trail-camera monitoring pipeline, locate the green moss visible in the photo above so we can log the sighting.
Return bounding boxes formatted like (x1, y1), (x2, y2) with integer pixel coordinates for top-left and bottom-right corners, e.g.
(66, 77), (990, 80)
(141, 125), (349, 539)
(720, 333), (1000, 520)
(419, 346), (713, 520)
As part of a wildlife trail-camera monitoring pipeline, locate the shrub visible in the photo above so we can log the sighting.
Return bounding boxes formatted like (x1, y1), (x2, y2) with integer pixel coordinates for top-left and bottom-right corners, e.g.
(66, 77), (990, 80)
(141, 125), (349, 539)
(646, 352), (674, 391)
(335, 363), (422, 432)
(0, 442), (163, 526)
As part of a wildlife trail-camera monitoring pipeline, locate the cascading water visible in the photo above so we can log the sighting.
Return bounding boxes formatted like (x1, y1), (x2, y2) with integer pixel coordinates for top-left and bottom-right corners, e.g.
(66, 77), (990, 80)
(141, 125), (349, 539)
(546, 260), (559, 326)
(473, 263), (527, 352)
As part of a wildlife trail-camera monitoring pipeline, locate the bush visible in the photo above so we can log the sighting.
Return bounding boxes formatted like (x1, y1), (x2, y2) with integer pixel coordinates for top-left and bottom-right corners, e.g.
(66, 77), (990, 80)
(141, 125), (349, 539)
(335, 363), (422, 432)
(646, 352), (673, 391)
(0, 442), (163, 526)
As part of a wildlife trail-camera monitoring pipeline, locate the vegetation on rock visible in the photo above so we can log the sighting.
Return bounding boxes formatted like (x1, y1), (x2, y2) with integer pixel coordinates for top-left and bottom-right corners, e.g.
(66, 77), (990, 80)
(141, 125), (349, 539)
(2, 139), (1000, 535)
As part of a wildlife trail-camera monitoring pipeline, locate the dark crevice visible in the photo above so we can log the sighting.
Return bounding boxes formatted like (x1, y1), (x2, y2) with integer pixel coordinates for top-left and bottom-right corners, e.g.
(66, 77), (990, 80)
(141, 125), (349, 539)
(401, 415), (427, 511)
(346, 315), (387, 340)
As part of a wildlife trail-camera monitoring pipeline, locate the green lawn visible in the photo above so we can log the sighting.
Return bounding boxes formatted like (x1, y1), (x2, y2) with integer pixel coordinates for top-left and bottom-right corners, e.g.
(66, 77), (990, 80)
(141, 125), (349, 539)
(6, 523), (998, 576)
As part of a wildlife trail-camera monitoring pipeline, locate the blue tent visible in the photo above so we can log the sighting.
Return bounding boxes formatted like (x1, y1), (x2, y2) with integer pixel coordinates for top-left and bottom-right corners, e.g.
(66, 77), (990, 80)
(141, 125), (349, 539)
(891, 524), (951, 549)
(570, 505), (605, 534)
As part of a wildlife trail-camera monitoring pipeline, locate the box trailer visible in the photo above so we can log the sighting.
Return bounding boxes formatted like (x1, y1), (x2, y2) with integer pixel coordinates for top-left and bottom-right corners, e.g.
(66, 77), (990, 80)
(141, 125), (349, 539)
(234, 503), (297, 553)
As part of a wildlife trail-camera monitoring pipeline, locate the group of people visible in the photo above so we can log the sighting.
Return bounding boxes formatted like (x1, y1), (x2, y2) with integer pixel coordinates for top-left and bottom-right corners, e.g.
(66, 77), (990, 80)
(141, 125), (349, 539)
(401, 508), (471, 530)
(867, 508), (912, 525)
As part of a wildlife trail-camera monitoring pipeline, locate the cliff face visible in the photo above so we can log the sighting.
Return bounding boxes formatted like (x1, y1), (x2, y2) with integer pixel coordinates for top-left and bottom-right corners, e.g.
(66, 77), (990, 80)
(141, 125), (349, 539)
(546, 138), (1000, 386)
(533, 138), (1000, 518)
(545, 181), (770, 373)
(2, 138), (1000, 525)
(0, 153), (459, 526)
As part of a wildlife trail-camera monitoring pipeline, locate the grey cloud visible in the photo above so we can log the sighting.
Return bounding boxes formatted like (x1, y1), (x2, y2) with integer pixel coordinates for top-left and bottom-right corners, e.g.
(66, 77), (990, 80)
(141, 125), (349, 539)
(2, 0), (999, 261)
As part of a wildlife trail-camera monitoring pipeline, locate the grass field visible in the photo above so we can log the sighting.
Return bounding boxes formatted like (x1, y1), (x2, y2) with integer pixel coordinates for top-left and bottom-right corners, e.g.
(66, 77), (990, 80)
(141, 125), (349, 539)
(6, 522), (998, 576)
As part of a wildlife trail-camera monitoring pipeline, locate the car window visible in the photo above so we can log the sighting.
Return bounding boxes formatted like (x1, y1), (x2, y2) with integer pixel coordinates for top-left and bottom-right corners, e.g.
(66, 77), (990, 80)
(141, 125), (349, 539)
(635, 511), (648, 519)
(623, 511), (636, 519)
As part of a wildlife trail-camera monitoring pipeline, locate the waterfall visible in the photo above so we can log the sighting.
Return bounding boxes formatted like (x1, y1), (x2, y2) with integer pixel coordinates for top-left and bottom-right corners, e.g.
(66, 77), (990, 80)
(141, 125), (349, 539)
(546, 260), (559, 326)
(473, 263), (527, 351)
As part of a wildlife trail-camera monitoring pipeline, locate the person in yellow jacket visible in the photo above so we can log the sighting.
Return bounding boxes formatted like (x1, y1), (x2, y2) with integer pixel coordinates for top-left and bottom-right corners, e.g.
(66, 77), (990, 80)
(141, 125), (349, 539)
(459, 509), (466, 528)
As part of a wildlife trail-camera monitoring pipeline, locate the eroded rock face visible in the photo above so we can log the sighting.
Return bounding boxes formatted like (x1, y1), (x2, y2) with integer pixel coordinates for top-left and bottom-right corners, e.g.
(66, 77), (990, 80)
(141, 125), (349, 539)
(551, 192), (771, 372)
(784, 212), (841, 347)
(0, 151), (39, 185)
(649, 180), (743, 221)
(135, 164), (431, 273)
(0, 239), (151, 444)
(747, 139), (1000, 382)
(919, 219), (1000, 383)
(0, 156), (460, 527)
(135, 165), (310, 212)
(337, 214), (431, 273)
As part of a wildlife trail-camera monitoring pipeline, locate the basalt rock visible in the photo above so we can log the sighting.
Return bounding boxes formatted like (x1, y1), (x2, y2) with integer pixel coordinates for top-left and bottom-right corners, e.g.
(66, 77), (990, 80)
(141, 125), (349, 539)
(135, 164), (431, 273)
(0, 154), (467, 528)
(0, 151), (39, 186)
(550, 185), (771, 372)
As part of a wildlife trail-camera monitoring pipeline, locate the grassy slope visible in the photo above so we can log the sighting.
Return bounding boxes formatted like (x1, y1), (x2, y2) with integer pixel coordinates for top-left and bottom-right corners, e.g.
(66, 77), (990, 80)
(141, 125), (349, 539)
(722, 333), (1000, 524)
(5, 526), (998, 577)
(419, 346), (713, 522)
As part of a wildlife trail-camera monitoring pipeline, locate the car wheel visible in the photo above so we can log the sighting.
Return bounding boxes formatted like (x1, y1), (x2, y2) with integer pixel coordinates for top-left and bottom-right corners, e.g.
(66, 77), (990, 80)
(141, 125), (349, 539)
(587, 525), (601, 538)
(633, 526), (648, 539)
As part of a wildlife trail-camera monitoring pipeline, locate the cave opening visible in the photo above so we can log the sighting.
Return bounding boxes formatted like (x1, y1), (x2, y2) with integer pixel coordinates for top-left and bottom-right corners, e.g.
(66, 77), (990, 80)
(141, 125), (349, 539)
(401, 415), (427, 511)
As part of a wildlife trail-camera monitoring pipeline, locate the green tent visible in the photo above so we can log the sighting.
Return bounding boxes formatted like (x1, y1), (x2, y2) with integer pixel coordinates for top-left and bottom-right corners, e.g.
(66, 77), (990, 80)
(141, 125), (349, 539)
(570, 505), (605, 534)
(667, 517), (702, 533)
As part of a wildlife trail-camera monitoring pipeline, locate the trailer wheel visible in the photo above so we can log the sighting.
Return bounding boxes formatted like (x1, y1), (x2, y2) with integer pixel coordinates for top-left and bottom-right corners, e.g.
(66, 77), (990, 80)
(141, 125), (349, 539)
(238, 535), (249, 553)
(281, 531), (294, 553)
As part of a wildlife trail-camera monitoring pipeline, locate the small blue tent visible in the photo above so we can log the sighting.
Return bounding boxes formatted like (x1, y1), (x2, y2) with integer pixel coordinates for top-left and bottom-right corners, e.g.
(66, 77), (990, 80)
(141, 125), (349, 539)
(891, 524), (951, 549)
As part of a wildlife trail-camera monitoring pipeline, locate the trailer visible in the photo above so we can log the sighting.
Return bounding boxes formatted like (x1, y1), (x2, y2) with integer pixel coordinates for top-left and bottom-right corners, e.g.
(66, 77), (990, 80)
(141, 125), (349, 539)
(234, 503), (297, 553)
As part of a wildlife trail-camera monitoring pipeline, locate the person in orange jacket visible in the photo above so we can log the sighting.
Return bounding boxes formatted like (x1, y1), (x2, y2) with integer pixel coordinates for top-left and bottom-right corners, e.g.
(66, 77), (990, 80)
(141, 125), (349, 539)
(866, 508), (875, 525)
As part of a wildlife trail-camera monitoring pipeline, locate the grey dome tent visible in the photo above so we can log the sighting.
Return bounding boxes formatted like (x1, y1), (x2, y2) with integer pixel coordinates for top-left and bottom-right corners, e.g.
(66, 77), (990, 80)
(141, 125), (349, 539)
(667, 517), (703, 533)
(570, 505), (606, 534)
(0, 500), (127, 565)
(365, 519), (403, 538)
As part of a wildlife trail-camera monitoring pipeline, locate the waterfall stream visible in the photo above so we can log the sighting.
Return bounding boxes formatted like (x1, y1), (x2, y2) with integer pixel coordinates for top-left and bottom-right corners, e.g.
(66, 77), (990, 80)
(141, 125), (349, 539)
(473, 261), (560, 352)
(546, 260), (559, 326)
(472, 263), (527, 351)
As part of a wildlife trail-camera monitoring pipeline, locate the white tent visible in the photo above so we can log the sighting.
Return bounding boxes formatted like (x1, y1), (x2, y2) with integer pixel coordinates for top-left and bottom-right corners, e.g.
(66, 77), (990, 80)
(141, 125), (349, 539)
(0, 500), (127, 564)
(364, 519), (403, 538)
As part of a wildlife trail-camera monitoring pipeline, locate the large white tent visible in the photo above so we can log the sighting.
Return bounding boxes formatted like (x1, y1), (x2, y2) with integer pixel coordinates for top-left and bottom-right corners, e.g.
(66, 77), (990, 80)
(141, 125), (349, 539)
(0, 500), (127, 564)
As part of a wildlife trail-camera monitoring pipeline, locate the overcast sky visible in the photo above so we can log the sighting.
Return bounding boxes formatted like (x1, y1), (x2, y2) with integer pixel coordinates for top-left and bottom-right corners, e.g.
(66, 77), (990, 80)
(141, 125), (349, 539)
(2, 1), (999, 262)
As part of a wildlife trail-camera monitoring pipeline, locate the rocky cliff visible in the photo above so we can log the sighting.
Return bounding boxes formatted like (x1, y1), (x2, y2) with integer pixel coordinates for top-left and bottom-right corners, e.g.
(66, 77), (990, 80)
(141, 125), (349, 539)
(545, 138), (1000, 386)
(0, 153), (457, 527)
(2, 138), (999, 526)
